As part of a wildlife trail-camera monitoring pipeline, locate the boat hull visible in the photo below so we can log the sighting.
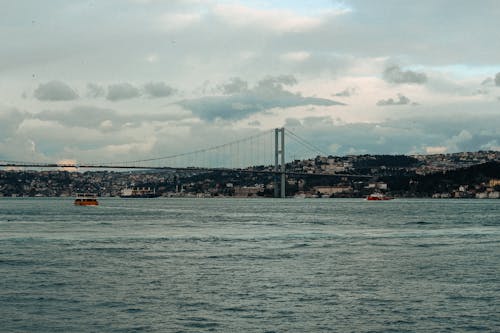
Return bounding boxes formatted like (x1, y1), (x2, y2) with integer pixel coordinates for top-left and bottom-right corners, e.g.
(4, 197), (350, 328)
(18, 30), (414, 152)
(74, 199), (99, 206)
(366, 194), (393, 201)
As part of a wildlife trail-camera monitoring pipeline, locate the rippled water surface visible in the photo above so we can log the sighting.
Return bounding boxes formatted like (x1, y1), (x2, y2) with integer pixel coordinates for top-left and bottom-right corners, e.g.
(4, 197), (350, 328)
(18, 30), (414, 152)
(1, 198), (499, 332)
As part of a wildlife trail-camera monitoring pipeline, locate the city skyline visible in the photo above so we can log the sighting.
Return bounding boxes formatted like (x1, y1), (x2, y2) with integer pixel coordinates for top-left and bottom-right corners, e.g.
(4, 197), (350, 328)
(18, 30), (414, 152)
(1, 0), (500, 164)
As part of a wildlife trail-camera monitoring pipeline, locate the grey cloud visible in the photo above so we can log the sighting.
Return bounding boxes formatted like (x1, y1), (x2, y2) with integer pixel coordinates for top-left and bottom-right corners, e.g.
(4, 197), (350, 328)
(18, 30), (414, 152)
(0, 107), (29, 139)
(481, 77), (493, 86)
(218, 78), (249, 95)
(107, 83), (140, 101)
(86, 83), (106, 98)
(302, 116), (334, 127)
(257, 75), (298, 89)
(178, 75), (344, 121)
(143, 82), (176, 98)
(247, 120), (261, 126)
(3, 0), (500, 91)
(34, 81), (78, 101)
(88, 82), (176, 99)
(285, 118), (302, 127)
(383, 65), (427, 84)
(34, 105), (190, 131)
(36, 106), (122, 130)
(495, 73), (500, 86)
(474, 89), (488, 96)
(334, 87), (357, 97)
(283, 110), (500, 156)
(376, 94), (411, 106)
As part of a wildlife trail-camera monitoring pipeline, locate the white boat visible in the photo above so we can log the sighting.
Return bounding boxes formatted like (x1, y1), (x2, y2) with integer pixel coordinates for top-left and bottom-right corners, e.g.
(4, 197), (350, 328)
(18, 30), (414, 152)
(120, 187), (159, 198)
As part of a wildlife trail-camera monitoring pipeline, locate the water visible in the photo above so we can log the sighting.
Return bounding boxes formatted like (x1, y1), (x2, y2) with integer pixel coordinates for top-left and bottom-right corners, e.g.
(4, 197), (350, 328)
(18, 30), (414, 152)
(1, 198), (499, 332)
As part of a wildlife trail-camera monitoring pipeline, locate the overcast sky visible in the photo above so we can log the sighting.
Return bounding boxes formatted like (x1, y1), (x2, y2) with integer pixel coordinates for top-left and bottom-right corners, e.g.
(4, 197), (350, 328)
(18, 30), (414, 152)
(1, 0), (500, 164)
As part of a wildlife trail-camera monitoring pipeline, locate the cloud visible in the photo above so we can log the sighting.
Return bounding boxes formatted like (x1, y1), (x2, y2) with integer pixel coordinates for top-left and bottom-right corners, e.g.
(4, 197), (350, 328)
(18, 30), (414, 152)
(35, 106), (122, 130)
(474, 89), (488, 96)
(217, 77), (249, 95)
(260, 75), (298, 87)
(143, 82), (176, 98)
(281, 109), (500, 156)
(481, 77), (493, 86)
(0, 107), (28, 139)
(158, 12), (202, 31)
(212, 4), (325, 33)
(33, 105), (189, 131)
(145, 53), (159, 63)
(376, 93), (411, 106)
(88, 81), (175, 99)
(34, 81), (78, 101)
(178, 75), (344, 121)
(496, 72), (500, 86)
(3, 2), (500, 163)
(247, 120), (261, 127)
(281, 51), (311, 62)
(481, 140), (500, 151)
(425, 146), (447, 154)
(86, 83), (106, 98)
(334, 87), (357, 97)
(106, 83), (141, 101)
(383, 65), (427, 84)
(302, 116), (334, 127)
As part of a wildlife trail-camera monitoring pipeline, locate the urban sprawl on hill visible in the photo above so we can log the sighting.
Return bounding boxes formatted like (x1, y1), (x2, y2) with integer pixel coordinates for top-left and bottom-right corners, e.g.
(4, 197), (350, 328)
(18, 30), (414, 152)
(1, 151), (499, 199)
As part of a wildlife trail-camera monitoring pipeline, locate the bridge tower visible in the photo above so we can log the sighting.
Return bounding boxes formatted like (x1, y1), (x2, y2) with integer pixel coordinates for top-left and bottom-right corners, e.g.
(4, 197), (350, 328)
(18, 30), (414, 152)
(274, 127), (286, 198)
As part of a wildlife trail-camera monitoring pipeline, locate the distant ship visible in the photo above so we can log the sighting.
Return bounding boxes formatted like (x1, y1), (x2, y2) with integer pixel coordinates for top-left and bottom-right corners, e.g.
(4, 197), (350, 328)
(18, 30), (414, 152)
(74, 193), (99, 206)
(120, 187), (159, 198)
(366, 193), (393, 201)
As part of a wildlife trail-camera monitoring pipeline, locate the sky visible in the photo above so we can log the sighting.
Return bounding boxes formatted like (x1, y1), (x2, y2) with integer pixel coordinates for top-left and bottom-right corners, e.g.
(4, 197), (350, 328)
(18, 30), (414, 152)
(1, 0), (500, 165)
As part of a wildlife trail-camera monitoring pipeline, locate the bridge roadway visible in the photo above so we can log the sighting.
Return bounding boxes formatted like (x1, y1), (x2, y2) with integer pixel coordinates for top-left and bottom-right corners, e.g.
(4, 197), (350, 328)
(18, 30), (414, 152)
(0, 163), (371, 178)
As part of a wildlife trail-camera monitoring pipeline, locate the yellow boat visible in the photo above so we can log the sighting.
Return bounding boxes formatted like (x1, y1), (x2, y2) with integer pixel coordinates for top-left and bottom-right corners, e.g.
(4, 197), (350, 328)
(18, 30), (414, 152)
(74, 193), (99, 206)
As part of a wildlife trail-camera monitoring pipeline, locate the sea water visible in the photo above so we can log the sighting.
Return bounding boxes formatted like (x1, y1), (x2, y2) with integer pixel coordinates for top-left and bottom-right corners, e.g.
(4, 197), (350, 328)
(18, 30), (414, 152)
(1, 198), (499, 332)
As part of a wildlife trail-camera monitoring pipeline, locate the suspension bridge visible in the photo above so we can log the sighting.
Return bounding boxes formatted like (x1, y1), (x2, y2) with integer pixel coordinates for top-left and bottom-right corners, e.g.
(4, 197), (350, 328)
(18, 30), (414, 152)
(0, 128), (370, 198)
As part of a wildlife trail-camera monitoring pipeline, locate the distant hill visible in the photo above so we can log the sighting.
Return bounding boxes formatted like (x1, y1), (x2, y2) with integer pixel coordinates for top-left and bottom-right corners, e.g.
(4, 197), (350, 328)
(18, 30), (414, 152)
(353, 154), (420, 168)
(385, 161), (500, 196)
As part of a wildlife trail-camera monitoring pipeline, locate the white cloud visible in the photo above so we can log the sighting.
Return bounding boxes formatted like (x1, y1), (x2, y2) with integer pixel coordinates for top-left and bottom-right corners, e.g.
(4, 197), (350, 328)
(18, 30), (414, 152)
(158, 12), (201, 31)
(425, 146), (447, 154)
(281, 51), (311, 62)
(145, 53), (160, 63)
(213, 4), (324, 33)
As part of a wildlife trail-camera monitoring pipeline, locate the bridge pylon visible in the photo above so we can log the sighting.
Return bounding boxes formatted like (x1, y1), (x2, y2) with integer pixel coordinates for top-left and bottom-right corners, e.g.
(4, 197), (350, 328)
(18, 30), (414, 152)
(274, 127), (286, 198)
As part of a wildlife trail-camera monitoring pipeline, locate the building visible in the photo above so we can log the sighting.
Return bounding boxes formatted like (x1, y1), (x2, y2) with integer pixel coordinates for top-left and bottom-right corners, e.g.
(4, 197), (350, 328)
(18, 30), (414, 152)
(313, 185), (353, 196)
(367, 182), (388, 190)
(489, 179), (500, 187)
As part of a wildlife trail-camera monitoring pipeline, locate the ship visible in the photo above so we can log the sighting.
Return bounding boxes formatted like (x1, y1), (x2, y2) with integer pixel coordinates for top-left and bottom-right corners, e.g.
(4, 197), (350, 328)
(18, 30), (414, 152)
(120, 187), (159, 198)
(74, 193), (99, 206)
(366, 192), (393, 201)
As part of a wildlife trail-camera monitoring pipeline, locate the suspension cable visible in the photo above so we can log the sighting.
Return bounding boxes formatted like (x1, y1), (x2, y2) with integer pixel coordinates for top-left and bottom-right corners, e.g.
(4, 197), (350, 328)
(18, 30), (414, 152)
(285, 129), (329, 156)
(97, 129), (275, 165)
